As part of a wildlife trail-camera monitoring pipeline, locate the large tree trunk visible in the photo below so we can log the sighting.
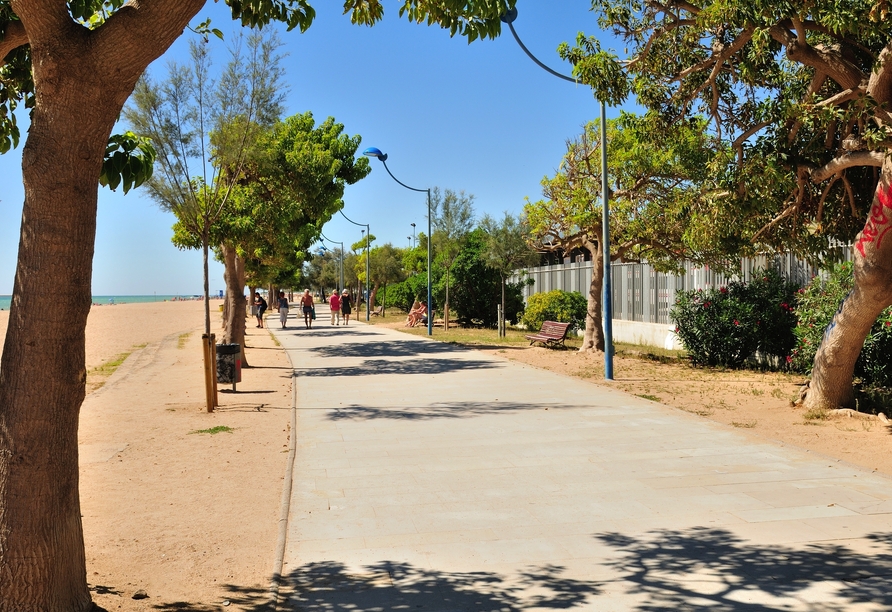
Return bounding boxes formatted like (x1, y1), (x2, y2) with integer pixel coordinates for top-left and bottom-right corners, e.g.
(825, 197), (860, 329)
(805, 168), (892, 410)
(580, 240), (605, 353)
(0, 6), (203, 608)
(221, 245), (248, 366)
(369, 282), (381, 310)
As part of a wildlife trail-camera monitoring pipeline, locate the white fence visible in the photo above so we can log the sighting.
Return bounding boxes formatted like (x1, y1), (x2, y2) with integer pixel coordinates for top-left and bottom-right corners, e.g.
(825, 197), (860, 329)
(511, 252), (844, 326)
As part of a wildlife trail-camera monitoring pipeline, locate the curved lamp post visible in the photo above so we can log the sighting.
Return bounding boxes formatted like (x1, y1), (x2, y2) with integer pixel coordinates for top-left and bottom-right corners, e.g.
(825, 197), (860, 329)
(339, 210), (371, 321)
(319, 232), (344, 292)
(500, 7), (613, 380)
(363, 147), (433, 337)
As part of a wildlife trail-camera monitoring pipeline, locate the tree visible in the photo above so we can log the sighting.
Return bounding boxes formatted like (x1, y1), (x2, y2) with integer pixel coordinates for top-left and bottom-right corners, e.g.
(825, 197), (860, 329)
(125, 31), (285, 380)
(431, 187), (475, 329)
(447, 228), (526, 327)
(0, 1), (513, 606)
(480, 212), (539, 336)
(565, 0), (892, 408)
(367, 243), (407, 313)
(525, 115), (713, 353)
(220, 111), (368, 332)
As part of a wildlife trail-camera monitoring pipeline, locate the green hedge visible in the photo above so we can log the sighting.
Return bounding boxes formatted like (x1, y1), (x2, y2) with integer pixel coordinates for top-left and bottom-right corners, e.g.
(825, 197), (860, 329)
(520, 290), (587, 333)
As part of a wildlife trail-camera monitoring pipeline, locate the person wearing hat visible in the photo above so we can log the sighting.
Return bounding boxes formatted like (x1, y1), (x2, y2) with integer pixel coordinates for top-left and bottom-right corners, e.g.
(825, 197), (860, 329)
(340, 289), (353, 326)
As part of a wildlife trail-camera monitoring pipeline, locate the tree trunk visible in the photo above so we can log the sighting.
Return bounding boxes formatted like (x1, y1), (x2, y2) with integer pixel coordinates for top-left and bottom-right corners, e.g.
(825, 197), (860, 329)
(221, 245), (248, 367)
(805, 168), (892, 410)
(580, 240), (605, 353)
(500, 274), (506, 337)
(369, 282), (381, 310)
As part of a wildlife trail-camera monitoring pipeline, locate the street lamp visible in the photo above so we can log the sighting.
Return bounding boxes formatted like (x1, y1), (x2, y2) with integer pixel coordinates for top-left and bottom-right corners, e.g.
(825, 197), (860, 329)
(500, 7), (614, 380)
(339, 210), (371, 321)
(320, 232), (344, 292)
(363, 147), (433, 336)
(411, 222), (417, 249)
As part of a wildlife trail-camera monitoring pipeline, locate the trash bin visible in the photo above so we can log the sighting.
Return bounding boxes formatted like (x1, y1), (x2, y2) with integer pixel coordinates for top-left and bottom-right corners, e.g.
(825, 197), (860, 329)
(216, 343), (241, 387)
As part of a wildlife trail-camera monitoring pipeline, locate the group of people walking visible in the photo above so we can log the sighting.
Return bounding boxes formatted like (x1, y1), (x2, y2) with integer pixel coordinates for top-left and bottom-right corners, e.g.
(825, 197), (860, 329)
(252, 289), (354, 330)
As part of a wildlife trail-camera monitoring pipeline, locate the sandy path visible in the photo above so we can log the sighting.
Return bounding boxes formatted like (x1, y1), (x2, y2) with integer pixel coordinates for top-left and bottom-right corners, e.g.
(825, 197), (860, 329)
(3, 301), (293, 609)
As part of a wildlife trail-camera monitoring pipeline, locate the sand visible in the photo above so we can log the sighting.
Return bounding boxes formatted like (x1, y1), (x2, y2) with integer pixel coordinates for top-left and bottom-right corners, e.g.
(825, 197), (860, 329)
(3, 301), (293, 609)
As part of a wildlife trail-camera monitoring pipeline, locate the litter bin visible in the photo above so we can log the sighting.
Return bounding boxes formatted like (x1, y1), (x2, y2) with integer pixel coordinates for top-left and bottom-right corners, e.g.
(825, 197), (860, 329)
(216, 343), (242, 390)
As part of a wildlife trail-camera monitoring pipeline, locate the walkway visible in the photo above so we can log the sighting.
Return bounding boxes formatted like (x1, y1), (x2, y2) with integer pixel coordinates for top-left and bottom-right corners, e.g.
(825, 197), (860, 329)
(272, 308), (892, 611)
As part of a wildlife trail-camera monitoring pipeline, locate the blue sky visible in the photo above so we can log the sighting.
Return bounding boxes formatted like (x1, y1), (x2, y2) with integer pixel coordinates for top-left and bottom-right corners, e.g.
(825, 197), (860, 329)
(0, 1), (619, 295)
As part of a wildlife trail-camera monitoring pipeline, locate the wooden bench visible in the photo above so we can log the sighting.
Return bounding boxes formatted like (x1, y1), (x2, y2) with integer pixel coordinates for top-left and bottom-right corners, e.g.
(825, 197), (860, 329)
(370, 305), (385, 316)
(525, 320), (572, 348)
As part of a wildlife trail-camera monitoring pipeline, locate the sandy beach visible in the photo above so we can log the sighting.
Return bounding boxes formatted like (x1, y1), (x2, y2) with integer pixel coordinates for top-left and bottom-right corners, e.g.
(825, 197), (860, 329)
(3, 300), (293, 609)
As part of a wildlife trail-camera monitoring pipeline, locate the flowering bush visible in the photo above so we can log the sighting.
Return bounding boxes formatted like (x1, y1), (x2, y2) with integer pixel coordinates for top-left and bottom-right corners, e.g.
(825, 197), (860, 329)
(791, 261), (892, 387)
(670, 269), (798, 368)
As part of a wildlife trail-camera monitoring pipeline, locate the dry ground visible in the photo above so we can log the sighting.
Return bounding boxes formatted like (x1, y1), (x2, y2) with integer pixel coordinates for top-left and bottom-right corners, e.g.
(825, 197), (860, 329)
(368, 312), (892, 478)
(2, 302), (293, 610)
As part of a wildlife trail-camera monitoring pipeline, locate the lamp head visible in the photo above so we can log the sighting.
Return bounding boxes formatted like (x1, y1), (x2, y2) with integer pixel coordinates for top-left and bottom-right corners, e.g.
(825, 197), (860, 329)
(499, 7), (517, 23)
(363, 147), (388, 162)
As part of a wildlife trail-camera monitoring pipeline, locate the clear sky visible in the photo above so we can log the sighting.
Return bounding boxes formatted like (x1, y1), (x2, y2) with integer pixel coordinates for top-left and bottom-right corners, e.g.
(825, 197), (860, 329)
(0, 1), (619, 296)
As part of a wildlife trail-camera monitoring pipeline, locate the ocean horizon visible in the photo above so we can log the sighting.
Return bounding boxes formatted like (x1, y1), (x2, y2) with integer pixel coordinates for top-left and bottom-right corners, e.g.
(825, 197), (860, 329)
(0, 294), (207, 310)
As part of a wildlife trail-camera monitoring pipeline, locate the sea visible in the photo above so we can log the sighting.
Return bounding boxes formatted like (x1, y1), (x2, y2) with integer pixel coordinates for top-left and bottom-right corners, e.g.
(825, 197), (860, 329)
(0, 295), (195, 311)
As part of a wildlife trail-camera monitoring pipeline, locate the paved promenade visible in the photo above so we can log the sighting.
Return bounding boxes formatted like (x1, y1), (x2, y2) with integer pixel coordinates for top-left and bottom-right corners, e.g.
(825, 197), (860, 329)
(272, 309), (892, 611)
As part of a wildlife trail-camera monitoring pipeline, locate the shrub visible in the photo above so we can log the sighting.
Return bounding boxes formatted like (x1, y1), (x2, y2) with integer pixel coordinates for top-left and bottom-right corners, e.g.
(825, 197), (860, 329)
(791, 261), (892, 387)
(382, 274), (428, 313)
(670, 269), (798, 368)
(520, 290), (587, 333)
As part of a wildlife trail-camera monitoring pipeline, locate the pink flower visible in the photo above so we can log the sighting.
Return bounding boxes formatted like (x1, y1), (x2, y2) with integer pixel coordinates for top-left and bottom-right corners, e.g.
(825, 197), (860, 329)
(733, 320), (739, 326)
(720, 287), (728, 294)
(786, 355), (793, 363)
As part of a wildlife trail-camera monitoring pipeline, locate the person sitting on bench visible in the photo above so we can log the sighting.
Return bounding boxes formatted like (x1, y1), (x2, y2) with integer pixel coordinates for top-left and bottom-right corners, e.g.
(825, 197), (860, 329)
(406, 301), (426, 327)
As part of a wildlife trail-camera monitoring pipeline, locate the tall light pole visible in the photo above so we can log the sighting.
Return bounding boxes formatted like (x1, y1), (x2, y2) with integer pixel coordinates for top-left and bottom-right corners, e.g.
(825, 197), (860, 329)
(339, 210), (371, 321)
(411, 222), (416, 249)
(363, 147), (433, 337)
(320, 232), (344, 292)
(500, 7), (613, 380)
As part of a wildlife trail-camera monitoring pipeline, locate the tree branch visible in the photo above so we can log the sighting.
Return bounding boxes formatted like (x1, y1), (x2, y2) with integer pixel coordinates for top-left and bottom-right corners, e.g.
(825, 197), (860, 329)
(0, 20), (28, 66)
(769, 24), (864, 91)
(810, 151), (885, 183)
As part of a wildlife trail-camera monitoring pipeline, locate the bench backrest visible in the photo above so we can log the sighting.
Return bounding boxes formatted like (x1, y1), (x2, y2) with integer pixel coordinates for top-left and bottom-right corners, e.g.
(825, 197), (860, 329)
(540, 320), (571, 337)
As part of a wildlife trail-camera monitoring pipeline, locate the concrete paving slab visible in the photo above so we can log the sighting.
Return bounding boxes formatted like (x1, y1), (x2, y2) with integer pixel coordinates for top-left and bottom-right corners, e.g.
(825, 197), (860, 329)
(273, 315), (892, 611)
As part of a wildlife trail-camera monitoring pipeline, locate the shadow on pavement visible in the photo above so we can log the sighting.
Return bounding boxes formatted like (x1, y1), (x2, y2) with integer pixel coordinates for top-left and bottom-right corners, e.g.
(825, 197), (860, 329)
(594, 527), (892, 610)
(327, 401), (580, 421)
(140, 530), (892, 611)
(311, 340), (466, 359)
(279, 329), (377, 338)
(295, 358), (500, 377)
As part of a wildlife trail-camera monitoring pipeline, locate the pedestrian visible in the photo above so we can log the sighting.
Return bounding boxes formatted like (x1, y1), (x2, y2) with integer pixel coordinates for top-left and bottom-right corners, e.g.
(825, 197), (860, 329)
(300, 289), (314, 329)
(253, 291), (267, 328)
(328, 290), (341, 326)
(277, 290), (289, 329)
(340, 289), (352, 326)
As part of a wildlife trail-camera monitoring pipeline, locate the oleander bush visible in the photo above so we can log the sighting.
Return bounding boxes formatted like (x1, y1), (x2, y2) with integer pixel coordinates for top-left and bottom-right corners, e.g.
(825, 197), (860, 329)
(670, 269), (798, 368)
(791, 261), (892, 387)
(520, 289), (587, 333)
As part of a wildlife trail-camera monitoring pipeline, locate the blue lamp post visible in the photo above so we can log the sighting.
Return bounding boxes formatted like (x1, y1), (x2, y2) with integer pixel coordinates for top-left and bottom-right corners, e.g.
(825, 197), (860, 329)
(363, 147), (433, 337)
(500, 7), (614, 380)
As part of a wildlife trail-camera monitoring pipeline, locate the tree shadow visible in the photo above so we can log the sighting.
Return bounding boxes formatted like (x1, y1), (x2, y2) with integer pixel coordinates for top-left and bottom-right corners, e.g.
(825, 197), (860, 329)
(295, 358), (501, 377)
(147, 561), (600, 611)
(327, 400), (581, 421)
(595, 527), (892, 610)
(279, 329), (378, 338)
(311, 340), (466, 359)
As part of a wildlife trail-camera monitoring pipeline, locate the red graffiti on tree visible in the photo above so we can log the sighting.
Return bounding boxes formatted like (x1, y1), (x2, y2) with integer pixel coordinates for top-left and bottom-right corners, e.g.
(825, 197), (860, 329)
(856, 185), (892, 257)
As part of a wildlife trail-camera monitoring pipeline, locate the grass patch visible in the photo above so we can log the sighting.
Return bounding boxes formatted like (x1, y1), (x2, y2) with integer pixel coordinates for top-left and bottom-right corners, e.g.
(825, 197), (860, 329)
(86, 344), (146, 392)
(269, 331), (281, 347)
(188, 425), (234, 435)
(177, 332), (192, 349)
(732, 420), (757, 428)
(803, 406), (830, 421)
(637, 394), (661, 402)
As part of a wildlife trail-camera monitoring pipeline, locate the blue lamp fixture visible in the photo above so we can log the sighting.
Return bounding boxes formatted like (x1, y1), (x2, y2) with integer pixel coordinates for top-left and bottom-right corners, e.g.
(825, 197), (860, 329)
(499, 8), (614, 380)
(363, 147), (433, 337)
